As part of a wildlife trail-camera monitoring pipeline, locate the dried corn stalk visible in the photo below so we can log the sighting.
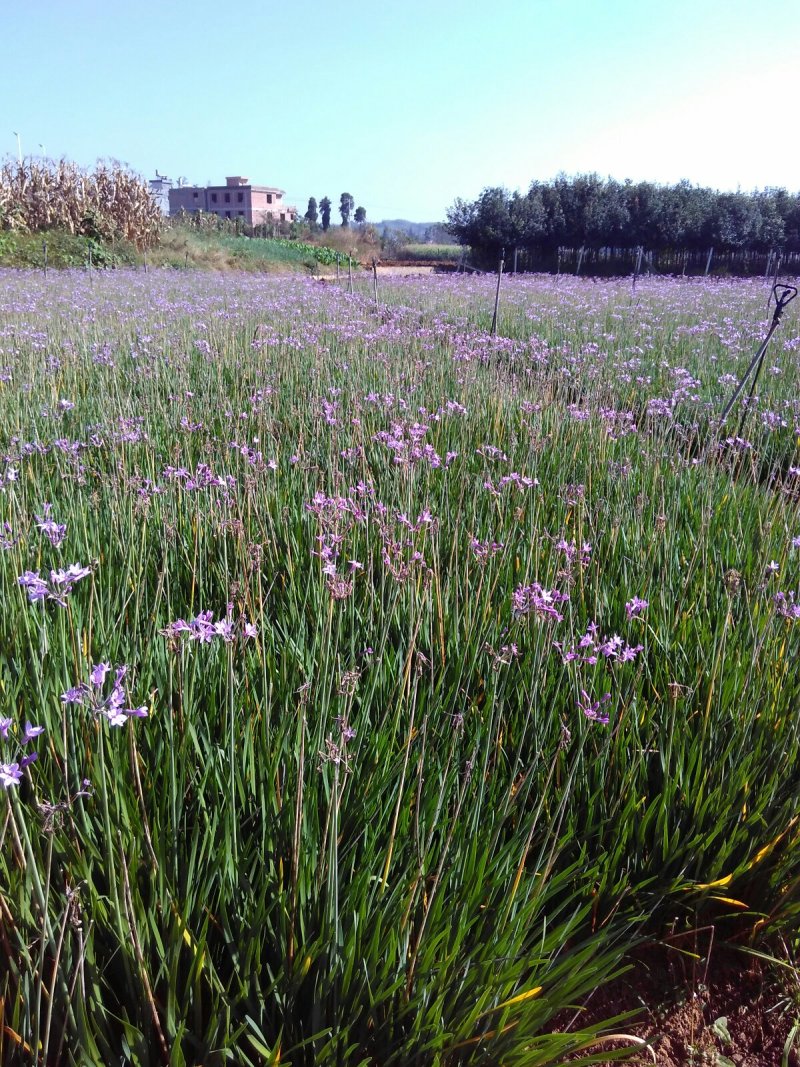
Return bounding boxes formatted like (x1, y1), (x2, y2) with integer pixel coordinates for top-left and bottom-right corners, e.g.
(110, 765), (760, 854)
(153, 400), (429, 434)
(0, 157), (162, 250)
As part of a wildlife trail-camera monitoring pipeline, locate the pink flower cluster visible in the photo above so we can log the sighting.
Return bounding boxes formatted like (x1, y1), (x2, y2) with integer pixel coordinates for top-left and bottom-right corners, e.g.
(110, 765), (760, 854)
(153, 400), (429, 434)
(555, 622), (643, 665)
(161, 609), (258, 643)
(18, 564), (91, 606)
(512, 583), (570, 622)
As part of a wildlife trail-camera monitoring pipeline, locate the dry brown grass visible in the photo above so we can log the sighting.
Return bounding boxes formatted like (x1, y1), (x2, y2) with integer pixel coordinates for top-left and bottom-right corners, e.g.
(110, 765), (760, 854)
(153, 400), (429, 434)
(307, 223), (381, 262)
(0, 158), (162, 250)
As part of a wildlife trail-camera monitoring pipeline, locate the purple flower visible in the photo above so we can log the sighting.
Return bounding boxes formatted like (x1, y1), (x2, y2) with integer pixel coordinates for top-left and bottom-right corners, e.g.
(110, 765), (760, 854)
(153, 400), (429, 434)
(18, 563), (91, 606)
(0, 762), (23, 788)
(90, 662), (111, 687)
(62, 684), (89, 705)
(0, 717), (12, 740)
(618, 643), (644, 663)
(191, 611), (216, 643)
(577, 690), (611, 724)
(64, 664), (148, 727)
(22, 721), (45, 745)
(556, 623), (643, 666)
(598, 634), (624, 658)
(161, 610), (256, 645)
(625, 596), (649, 619)
(35, 504), (67, 548)
(160, 618), (191, 638)
(52, 563), (91, 586)
(774, 592), (800, 621)
(339, 722), (356, 742)
(512, 582), (569, 623)
(213, 618), (235, 642)
(18, 571), (50, 603)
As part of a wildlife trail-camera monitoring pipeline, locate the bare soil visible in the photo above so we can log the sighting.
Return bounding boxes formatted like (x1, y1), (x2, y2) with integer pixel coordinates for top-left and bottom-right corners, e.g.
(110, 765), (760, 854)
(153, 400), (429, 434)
(553, 945), (798, 1066)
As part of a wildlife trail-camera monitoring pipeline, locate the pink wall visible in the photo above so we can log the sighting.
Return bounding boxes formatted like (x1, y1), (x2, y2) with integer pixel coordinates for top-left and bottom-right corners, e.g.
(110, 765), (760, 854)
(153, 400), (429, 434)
(168, 184), (297, 224)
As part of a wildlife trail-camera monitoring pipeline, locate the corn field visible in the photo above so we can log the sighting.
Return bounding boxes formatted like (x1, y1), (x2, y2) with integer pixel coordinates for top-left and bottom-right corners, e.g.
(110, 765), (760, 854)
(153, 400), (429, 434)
(0, 158), (162, 250)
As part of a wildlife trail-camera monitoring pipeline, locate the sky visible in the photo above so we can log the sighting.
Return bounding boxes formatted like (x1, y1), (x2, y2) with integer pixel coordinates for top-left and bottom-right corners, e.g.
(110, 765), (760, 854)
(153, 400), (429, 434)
(3, 0), (800, 223)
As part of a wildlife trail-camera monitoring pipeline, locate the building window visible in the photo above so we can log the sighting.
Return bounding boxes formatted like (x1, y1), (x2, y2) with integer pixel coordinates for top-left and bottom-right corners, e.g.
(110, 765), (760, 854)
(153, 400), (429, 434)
(237, 191), (244, 203)
(211, 192), (218, 204)
(238, 211), (244, 216)
(225, 211), (231, 218)
(193, 191), (199, 199)
(267, 194), (272, 204)
(224, 192), (230, 203)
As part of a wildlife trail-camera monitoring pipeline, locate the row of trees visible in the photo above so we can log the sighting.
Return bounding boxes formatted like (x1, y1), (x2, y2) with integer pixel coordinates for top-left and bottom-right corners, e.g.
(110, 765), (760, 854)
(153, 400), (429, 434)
(446, 175), (800, 261)
(304, 194), (366, 231)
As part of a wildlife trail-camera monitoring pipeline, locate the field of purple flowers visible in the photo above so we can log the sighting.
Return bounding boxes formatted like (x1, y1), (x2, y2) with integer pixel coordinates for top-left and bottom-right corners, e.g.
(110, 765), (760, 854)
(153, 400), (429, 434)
(1, 268), (799, 1065)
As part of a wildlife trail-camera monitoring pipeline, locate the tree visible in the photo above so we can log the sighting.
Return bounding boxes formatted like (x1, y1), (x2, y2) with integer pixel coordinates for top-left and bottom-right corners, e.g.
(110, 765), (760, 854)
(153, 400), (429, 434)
(304, 197), (318, 226)
(446, 175), (800, 265)
(319, 196), (332, 232)
(339, 192), (355, 227)
(354, 206), (366, 224)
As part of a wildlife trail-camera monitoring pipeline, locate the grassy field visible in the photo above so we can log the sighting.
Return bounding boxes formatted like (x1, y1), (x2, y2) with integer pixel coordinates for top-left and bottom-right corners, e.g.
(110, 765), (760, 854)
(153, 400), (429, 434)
(393, 243), (462, 263)
(0, 230), (139, 269)
(0, 228), (351, 274)
(1, 269), (799, 1065)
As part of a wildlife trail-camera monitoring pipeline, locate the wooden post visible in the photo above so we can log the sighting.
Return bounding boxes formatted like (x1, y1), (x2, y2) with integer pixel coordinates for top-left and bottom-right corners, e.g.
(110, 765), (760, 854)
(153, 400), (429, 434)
(336, 254), (340, 283)
(372, 258), (379, 305)
(576, 245), (585, 276)
(42, 240), (47, 278)
(185, 251), (189, 270)
(764, 250), (773, 281)
(704, 246), (714, 276)
(512, 246), (518, 275)
(490, 247), (505, 336)
(348, 256), (353, 295)
(556, 248), (561, 276)
(143, 252), (148, 274)
(632, 246), (643, 291)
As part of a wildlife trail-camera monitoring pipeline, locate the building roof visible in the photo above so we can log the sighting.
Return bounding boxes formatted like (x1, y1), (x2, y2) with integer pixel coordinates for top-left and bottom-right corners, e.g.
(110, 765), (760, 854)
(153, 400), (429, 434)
(187, 178), (287, 195)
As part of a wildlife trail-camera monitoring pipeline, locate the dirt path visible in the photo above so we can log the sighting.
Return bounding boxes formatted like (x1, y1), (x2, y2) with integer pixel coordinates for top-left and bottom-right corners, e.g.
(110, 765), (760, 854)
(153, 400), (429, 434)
(375, 265), (437, 277)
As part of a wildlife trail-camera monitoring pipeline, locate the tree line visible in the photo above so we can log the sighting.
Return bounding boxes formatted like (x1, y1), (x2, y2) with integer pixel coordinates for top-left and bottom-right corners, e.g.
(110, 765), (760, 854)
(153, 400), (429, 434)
(446, 175), (800, 264)
(304, 194), (366, 231)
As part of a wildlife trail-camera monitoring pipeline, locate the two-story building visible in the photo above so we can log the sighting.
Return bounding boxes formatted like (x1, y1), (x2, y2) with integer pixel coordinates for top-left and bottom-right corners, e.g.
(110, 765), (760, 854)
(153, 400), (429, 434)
(169, 176), (298, 225)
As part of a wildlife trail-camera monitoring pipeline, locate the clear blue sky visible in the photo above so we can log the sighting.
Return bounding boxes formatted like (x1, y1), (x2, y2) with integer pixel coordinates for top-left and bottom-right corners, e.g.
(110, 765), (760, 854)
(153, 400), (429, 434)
(3, 0), (799, 222)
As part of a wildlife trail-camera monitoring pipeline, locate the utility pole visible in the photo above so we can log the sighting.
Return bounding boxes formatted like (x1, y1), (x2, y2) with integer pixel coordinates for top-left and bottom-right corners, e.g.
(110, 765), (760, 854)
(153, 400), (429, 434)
(491, 247), (505, 336)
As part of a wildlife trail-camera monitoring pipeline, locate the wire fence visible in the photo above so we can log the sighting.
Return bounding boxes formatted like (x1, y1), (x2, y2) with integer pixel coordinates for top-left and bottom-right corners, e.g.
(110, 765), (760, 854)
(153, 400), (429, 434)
(509, 246), (800, 278)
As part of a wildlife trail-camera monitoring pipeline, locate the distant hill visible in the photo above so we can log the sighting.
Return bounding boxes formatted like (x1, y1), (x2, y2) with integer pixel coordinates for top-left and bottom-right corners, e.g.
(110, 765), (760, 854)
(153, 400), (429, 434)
(377, 219), (452, 243)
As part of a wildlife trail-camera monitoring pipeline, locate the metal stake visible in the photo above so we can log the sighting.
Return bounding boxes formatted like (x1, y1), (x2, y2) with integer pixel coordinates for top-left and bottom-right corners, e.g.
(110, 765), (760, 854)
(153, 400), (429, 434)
(719, 283), (797, 435)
